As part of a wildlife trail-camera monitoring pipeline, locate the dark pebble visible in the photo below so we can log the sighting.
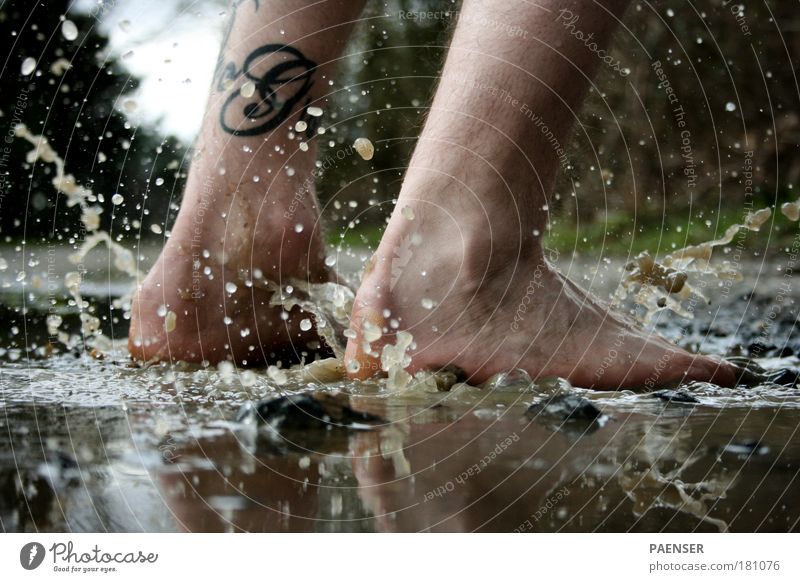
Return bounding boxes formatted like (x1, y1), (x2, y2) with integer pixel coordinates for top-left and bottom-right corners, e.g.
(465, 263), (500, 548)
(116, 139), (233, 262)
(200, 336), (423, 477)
(238, 392), (384, 431)
(747, 341), (775, 356)
(526, 394), (602, 421)
(651, 389), (699, 404)
(722, 439), (770, 456)
(764, 368), (800, 388)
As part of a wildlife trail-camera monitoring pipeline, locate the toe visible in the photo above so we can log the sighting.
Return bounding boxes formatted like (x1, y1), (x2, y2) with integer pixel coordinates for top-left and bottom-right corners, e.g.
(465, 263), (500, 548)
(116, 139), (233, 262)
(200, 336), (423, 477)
(344, 304), (385, 380)
(689, 355), (738, 387)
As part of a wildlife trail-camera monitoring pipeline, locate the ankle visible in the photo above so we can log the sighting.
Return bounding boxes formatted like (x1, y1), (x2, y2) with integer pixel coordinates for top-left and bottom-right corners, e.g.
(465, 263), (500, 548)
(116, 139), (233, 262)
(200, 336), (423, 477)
(391, 172), (546, 266)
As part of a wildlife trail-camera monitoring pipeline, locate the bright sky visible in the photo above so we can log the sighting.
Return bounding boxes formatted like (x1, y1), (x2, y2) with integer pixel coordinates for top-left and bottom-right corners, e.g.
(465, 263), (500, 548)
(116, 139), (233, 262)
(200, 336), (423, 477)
(76, 0), (226, 142)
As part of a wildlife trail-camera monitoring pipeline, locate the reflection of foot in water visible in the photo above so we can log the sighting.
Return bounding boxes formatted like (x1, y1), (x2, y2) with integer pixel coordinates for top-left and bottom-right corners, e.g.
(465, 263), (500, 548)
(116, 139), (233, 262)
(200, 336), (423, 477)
(128, 0), (366, 364)
(345, 0), (737, 388)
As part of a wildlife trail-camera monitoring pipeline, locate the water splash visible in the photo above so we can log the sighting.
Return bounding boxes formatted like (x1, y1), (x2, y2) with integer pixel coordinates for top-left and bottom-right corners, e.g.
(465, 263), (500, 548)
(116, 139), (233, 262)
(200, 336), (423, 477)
(14, 125), (139, 350)
(616, 207), (774, 322)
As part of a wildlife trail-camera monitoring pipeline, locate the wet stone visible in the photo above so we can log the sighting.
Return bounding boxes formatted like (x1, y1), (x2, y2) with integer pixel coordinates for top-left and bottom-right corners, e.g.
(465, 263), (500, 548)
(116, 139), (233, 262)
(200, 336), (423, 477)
(651, 389), (699, 404)
(763, 368), (800, 388)
(722, 439), (771, 457)
(526, 394), (602, 422)
(237, 392), (384, 431)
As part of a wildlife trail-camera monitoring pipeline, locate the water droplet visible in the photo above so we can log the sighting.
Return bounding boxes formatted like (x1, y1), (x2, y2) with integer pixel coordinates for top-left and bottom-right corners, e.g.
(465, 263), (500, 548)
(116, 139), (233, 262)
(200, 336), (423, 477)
(324, 255), (336, 267)
(294, 120), (307, 132)
(306, 106), (323, 117)
(225, 281), (237, 294)
(218, 360), (235, 381)
(21, 57), (36, 76)
(294, 223), (304, 233)
(240, 81), (256, 98)
(157, 304), (168, 317)
(353, 137), (374, 160)
(241, 369), (256, 386)
(300, 318), (312, 331)
(111, 193), (124, 205)
(267, 365), (288, 385)
(725, 102), (736, 112)
(150, 224), (162, 234)
(421, 298), (436, 309)
(155, 177), (165, 186)
(61, 20), (79, 41)
(164, 311), (177, 333)
(362, 320), (382, 342)
(401, 205), (415, 220)
(223, 316), (233, 325)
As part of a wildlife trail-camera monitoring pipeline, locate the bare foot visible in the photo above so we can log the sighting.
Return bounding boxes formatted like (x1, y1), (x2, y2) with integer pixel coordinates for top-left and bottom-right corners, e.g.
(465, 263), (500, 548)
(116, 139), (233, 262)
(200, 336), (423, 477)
(129, 148), (330, 366)
(344, 177), (737, 389)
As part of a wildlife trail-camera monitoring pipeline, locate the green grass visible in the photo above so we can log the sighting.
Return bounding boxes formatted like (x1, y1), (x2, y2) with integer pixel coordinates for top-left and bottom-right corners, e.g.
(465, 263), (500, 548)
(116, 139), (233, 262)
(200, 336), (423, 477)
(326, 223), (386, 250)
(326, 206), (800, 257)
(545, 207), (800, 256)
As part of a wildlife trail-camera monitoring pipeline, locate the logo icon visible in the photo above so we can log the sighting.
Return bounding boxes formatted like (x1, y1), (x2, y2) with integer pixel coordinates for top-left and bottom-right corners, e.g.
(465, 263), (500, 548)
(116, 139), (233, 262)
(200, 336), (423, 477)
(20, 542), (46, 570)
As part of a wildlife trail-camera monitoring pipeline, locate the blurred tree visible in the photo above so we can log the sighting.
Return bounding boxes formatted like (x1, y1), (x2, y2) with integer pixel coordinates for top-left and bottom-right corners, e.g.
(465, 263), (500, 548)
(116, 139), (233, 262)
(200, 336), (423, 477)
(0, 0), (186, 244)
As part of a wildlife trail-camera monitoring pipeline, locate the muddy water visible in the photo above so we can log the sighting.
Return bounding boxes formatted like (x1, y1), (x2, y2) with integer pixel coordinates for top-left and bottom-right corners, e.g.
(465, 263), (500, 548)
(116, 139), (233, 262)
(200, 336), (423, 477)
(1, 248), (799, 532)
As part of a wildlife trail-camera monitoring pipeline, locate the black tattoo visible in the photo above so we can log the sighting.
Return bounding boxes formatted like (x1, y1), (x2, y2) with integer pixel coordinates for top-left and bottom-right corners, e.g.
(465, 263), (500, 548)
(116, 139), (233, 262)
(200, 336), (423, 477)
(218, 44), (317, 136)
(213, 0), (317, 137)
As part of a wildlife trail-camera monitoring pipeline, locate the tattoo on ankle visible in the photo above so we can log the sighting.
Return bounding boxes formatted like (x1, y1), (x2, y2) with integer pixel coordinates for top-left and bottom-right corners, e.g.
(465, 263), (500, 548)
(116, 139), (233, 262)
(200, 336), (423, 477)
(214, 0), (318, 137)
(218, 44), (318, 137)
